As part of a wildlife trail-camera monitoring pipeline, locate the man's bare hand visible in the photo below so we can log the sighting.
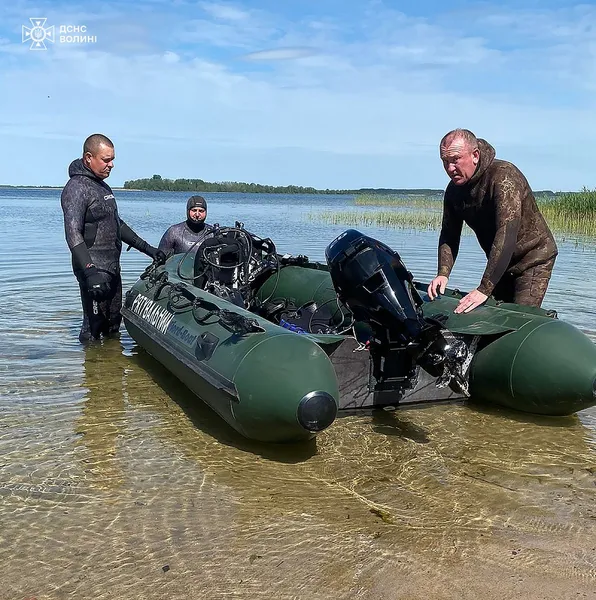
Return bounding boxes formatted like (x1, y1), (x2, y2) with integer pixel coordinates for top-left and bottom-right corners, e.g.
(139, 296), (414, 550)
(454, 289), (488, 314)
(427, 276), (449, 300)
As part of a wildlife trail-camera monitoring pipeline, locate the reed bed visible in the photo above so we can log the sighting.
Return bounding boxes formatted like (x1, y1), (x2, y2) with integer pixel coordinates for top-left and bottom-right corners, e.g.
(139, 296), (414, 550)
(309, 193), (444, 230)
(354, 193), (442, 209)
(307, 189), (596, 238)
(537, 188), (596, 237)
(307, 209), (443, 230)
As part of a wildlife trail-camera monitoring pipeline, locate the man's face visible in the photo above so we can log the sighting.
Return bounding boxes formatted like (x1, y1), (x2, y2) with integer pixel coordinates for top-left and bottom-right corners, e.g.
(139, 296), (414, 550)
(84, 143), (115, 179)
(440, 138), (479, 185)
(188, 206), (207, 223)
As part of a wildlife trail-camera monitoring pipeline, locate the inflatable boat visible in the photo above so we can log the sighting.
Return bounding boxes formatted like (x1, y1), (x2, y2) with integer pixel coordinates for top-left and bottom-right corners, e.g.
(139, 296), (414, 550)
(121, 224), (596, 443)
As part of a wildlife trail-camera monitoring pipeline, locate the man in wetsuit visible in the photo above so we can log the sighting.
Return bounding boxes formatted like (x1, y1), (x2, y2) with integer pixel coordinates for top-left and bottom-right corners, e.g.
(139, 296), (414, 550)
(158, 195), (213, 256)
(61, 133), (166, 342)
(427, 128), (558, 313)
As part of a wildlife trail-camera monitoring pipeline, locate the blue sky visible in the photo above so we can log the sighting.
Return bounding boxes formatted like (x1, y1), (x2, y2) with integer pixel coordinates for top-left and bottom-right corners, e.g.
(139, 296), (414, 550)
(1, 0), (595, 189)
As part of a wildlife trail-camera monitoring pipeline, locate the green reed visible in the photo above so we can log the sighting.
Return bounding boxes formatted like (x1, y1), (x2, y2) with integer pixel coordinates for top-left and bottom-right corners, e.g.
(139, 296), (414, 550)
(307, 189), (596, 238)
(310, 189), (596, 237)
(354, 193), (442, 209)
(309, 193), (444, 230)
(537, 188), (596, 236)
(307, 209), (443, 230)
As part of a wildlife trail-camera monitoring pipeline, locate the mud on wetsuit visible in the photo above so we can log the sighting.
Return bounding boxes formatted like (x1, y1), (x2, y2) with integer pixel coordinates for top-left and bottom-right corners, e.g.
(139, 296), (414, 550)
(158, 196), (213, 256)
(438, 139), (558, 307)
(61, 159), (160, 342)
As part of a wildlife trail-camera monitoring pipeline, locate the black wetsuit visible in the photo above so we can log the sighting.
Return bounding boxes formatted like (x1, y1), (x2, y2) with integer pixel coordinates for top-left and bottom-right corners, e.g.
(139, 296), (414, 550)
(61, 158), (158, 342)
(158, 220), (213, 255)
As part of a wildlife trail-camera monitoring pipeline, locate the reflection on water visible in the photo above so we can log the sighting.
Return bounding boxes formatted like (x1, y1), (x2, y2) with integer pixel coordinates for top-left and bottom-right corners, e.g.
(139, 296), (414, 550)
(74, 341), (128, 490)
(2, 189), (596, 599)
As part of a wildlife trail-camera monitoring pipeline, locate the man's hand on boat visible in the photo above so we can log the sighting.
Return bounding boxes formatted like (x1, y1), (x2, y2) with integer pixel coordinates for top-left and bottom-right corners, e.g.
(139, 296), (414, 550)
(427, 275), (448, 300)
(454, 289), (488, 314)
(428, 276), (488, 313)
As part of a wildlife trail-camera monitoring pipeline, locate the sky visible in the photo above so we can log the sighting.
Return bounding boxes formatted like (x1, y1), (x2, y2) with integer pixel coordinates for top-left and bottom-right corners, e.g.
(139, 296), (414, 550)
(1, 0), (595, 189)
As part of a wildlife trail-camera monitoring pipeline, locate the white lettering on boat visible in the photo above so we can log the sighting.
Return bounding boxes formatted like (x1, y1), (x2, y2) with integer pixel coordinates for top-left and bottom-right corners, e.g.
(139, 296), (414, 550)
(130, 294), (174, 335)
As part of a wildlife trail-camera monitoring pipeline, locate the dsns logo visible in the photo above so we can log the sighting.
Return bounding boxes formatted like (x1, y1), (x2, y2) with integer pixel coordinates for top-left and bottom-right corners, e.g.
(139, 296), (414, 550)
(22, 18), (55, 50)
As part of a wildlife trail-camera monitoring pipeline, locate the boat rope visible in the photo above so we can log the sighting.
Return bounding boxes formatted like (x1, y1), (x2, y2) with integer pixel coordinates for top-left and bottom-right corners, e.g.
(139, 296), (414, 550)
(138, 264), (265, 336)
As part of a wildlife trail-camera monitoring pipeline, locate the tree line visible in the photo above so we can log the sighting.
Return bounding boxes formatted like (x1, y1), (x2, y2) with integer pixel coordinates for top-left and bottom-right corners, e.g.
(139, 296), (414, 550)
(122, 175), (453, 195)
(122, 174), (351, 194)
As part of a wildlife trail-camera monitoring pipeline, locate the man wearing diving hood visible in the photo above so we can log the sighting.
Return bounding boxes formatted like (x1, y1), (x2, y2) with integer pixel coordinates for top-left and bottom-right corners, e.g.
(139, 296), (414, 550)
(60, 133), (165, 343)
(158, 195), (213, 256)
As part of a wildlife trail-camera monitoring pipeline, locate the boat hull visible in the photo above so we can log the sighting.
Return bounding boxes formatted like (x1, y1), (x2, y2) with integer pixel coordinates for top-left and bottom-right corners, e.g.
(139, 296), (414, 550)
(122, 259), (340, 443)
(123, 253), (596, 443)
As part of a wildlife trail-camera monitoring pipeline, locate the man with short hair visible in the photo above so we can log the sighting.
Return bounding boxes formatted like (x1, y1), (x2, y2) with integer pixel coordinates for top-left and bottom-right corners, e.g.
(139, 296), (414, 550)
(61, 133), (165, 342)
(158, 195), (213, 256)
(427, 128), (558, 313)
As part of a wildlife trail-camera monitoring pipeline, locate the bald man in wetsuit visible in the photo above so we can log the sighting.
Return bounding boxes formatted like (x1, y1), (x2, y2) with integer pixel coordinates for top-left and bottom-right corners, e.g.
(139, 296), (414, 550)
(428, 128), (558, 313)
(60, 133), (165, 342)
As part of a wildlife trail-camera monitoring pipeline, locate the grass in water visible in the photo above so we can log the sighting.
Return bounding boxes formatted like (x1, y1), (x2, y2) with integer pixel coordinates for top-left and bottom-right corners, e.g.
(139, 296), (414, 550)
(308, 193), (445, 230)
(309, 209), (443, 230)
(354, 193), (442, 210)
(537, 188), (596, 237)
(308, 190), (596, 238)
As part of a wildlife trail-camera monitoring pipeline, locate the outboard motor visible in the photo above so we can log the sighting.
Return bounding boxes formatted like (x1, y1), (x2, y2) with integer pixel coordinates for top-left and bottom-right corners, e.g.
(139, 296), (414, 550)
(326, 229), (472, 400)
(325, 229), (426, 342)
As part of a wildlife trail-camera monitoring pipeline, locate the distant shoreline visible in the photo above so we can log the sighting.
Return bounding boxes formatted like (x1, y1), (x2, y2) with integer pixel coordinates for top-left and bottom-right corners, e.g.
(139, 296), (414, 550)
(0, 184), (563, 195)
(0, 186), (143, 191)
(1, 184), (445, 194)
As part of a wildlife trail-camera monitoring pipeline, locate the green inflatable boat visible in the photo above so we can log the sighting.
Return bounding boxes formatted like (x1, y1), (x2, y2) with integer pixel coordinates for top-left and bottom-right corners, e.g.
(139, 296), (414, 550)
(121, 225), (596, 443)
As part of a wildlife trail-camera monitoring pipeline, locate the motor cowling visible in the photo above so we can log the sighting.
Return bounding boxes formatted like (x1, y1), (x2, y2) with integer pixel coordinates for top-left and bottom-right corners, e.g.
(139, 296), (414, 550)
(325, 229), (427, 342)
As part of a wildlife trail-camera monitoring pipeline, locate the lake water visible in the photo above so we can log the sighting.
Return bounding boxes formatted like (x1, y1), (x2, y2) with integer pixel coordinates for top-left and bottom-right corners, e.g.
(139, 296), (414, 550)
(1, 188), (596, 599)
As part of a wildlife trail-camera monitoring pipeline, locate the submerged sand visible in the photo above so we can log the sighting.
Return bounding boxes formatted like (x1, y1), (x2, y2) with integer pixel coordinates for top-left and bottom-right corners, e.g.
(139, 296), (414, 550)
(2, 339), (596, 600)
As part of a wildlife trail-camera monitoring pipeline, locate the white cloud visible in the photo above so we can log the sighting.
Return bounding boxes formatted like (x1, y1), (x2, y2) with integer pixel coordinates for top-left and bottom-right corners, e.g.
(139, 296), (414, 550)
(242, 47), (318, 61)
(199, 2), (251, 21)
(384, 36), (499, 67)
(1, 1), (596, 189)
(3, 47), (593, 154)
(163, 50), (180, 63)
(176, 17), (275, 49)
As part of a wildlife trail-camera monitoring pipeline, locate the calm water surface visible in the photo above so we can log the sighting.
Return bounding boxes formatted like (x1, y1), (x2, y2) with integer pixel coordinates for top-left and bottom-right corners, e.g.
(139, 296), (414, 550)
(1, 188), (596, 599)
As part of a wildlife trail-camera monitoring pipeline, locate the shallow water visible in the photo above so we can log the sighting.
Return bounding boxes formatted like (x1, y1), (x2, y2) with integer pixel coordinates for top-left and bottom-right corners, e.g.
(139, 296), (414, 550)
(1, 188), (596, 599)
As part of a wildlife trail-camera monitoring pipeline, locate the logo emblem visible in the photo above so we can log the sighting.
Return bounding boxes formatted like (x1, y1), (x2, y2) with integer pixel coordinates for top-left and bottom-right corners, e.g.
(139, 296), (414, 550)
(22, 18), (55, 50)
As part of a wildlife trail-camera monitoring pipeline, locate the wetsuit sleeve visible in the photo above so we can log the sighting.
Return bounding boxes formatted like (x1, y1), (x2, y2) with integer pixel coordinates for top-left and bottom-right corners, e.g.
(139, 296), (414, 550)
(120, 220), (152, 255)
(437, 196), (463, 278)
(61, 183), (93, 270)
(477, 176), (522, 296)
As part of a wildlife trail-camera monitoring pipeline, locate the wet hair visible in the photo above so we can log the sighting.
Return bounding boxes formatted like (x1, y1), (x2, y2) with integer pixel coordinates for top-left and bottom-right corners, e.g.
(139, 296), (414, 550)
(440, 129), (478, 151)
(83, 134), (114, 156)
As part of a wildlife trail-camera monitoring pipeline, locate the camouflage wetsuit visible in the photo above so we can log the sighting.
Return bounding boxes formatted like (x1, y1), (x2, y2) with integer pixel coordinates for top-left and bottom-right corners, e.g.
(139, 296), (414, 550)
(437, 139), (558, 307)
(61, 159), (159, 342)
(158, 196), (213, 256)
